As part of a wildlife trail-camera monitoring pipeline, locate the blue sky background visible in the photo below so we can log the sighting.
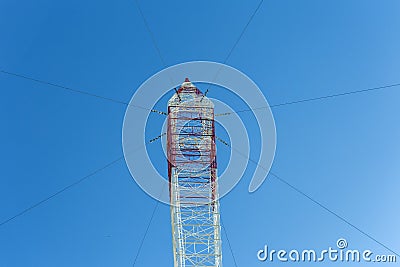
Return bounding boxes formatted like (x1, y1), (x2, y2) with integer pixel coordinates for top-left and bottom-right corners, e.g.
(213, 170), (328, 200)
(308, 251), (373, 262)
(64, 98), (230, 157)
(1, 0), (400, 266)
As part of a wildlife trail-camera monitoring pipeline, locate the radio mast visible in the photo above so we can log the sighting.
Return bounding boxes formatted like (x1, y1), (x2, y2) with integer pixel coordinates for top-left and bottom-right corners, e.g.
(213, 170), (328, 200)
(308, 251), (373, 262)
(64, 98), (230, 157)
(167, 78), (222, 267)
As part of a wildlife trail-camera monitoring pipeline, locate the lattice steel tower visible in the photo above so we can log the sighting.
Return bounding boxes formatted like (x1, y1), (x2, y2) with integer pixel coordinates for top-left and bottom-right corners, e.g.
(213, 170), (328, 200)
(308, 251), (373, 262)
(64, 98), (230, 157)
(167, 78), (222, 267)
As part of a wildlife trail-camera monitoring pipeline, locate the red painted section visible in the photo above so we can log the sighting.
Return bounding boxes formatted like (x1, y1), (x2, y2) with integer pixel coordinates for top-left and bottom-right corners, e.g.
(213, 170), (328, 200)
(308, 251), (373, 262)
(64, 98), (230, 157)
(167, 80), (217, 205)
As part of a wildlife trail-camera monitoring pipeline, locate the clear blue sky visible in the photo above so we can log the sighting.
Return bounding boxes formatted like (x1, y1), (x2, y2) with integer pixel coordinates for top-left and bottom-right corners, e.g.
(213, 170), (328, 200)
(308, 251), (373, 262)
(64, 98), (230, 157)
(1, 0), (399, 266)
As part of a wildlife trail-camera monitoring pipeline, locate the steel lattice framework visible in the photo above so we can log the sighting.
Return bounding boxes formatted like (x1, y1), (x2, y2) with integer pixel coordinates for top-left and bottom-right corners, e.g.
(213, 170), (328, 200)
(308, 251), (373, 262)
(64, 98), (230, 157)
(167, 78), (222, 267)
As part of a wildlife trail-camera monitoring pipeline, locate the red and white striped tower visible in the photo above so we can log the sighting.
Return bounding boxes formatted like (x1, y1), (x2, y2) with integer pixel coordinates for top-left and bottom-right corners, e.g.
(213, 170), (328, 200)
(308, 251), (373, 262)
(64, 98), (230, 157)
(167, 78), (222, 267)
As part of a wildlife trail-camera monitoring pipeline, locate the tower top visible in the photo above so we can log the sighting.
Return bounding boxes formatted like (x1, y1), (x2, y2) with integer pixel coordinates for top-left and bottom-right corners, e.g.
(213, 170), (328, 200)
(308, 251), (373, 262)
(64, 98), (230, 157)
(168, 78), (213, 107)
(181, 78), (194, 89)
